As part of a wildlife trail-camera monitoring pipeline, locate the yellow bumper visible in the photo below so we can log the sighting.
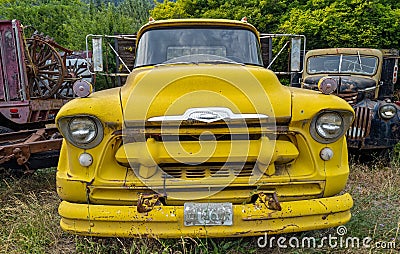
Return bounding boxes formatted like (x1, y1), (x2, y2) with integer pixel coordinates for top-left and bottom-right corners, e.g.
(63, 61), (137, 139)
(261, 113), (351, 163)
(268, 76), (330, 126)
(59, 193), (353, 238)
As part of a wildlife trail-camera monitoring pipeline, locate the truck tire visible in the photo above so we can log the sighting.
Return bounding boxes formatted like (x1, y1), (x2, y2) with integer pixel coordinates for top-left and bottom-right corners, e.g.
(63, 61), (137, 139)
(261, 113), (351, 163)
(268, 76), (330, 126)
(28, 150), (60, 170)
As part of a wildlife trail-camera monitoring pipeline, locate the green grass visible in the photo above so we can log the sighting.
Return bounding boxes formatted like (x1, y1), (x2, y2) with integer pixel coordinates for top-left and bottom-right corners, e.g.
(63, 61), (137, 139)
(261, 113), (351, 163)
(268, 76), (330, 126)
(0, 162), (399, 254)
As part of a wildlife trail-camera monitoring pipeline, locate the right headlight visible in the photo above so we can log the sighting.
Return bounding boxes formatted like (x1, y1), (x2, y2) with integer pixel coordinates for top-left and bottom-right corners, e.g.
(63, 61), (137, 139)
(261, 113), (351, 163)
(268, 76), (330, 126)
(379, 104), (397, 120)
(310, 111), (353, 144)
(58, 115), (103, 149)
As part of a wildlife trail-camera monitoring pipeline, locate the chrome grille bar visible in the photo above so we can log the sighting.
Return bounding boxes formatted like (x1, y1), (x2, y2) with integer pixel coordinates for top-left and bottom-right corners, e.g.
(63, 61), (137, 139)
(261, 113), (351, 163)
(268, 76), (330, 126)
(347, 106), (372, 140)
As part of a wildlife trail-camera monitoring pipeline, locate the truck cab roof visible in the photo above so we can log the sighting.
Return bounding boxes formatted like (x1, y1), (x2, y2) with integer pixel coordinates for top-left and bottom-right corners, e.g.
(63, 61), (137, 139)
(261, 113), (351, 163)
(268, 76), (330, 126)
(137, 18), (259, 38)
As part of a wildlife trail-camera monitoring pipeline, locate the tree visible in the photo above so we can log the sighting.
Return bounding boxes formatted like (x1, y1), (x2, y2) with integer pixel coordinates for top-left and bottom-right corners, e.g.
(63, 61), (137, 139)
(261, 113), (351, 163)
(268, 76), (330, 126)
(151, 0), (400, 50)
(279, 0), (400, 49)
(0, 0), (89, 49)
(0, 0), (152, 50)
(151, 0), (289, 33)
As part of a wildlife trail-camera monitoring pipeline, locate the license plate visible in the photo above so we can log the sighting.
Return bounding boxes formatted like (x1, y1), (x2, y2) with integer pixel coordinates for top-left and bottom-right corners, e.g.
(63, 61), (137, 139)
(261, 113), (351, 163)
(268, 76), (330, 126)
(184, 202), (233, 226)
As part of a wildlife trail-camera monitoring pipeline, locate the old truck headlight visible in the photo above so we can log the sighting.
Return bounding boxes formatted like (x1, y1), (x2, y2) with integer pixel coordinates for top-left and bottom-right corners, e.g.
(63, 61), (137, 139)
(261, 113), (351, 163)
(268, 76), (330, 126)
(316, 112), (342, 138)
(310, 111), (352, 144)
(379, 104), (397, 119)
(58, 115), (103, 149)
(69, 117), (97, 143)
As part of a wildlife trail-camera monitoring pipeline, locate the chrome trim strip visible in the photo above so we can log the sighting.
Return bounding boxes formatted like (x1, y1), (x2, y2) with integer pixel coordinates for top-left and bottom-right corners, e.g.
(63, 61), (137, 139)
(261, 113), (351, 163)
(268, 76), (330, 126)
(147, 107), (268, 123)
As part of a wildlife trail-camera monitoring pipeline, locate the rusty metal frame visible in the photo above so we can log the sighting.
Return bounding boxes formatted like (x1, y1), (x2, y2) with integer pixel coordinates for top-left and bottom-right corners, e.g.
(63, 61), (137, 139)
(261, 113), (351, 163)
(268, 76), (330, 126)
(0, 127), (62, 168)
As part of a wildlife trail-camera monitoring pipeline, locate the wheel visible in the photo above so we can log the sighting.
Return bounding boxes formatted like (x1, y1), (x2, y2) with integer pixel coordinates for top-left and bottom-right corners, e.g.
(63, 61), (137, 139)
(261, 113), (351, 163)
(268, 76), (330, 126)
(27, 150), (60, 170)
(25, 37), (65, 99)
(57, 54), (94, 98)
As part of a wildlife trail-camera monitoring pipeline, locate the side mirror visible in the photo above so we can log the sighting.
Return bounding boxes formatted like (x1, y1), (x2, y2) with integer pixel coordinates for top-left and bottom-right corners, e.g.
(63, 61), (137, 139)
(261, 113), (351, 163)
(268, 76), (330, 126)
(92, 36), (103, 72)
(259, 33), (306, 74)
(290, 37), (302, 72)
(86, 34), (136, 77)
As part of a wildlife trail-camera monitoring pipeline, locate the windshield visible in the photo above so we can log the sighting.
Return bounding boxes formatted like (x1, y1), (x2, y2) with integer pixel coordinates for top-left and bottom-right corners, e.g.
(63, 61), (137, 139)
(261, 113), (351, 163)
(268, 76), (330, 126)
(307, 54), (378, 75)
(135, 27), (263, 67)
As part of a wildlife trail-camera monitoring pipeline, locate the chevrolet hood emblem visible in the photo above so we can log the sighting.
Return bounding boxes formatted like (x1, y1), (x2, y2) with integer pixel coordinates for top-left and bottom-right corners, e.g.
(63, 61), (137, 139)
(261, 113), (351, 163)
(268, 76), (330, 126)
(148, 107), (268, 123)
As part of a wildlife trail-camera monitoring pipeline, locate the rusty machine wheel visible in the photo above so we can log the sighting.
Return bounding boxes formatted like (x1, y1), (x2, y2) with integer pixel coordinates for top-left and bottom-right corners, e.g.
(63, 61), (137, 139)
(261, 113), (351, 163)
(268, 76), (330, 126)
(25, 37), (65, 99)
(57, 54), (94, 98)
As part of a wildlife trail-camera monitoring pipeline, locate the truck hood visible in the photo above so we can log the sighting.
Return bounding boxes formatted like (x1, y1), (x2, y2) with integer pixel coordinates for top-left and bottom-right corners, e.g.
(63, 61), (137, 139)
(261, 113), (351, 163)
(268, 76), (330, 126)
(120, 65), (292, 124)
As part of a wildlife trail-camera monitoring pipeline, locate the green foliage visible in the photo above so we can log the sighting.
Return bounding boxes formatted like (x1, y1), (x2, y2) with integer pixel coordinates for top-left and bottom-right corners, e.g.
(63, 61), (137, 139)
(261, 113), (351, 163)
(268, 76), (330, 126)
(0, 0), (85, 49)
(1, 0), (399, 59)
(152, 0), (289, 33)
(0, 0), (151, 50)
(152, 0), (400, 50)
(281, 0), (400, 49)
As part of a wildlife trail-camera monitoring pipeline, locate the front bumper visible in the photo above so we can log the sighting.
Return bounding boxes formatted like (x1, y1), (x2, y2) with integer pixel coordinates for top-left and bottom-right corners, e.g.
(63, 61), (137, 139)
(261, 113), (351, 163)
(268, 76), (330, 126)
(59, 193), (353, 238)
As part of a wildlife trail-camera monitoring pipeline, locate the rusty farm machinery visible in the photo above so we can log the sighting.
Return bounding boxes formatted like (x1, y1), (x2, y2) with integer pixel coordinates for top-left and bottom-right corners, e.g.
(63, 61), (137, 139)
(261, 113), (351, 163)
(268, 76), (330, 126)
(0, 19), (94, 171)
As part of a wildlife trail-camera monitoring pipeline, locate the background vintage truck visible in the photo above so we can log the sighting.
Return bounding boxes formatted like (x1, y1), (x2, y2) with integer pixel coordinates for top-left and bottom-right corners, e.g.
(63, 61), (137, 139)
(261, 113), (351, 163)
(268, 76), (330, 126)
(301, 48), (400, 156)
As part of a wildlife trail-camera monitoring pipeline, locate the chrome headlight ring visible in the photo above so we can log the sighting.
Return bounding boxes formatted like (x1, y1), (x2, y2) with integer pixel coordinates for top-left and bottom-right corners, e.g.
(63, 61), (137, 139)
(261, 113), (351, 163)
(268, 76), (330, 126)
(58, 115), (103, 149)
(379, 103), (397, 120)
(310, 110), (353, 144)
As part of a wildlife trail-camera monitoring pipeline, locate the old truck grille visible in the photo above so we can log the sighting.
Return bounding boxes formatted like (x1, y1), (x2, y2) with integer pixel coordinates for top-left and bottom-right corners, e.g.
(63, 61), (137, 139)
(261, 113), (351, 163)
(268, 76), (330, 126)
(337, 92), (358, 105)
(346, 106), (372, 140)
(161, 163), (255, 179)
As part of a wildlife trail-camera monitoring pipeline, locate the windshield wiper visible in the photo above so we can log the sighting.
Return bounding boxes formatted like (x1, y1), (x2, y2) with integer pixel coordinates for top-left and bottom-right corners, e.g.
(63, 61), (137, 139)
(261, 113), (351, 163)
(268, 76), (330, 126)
(357, 51), (363, 71)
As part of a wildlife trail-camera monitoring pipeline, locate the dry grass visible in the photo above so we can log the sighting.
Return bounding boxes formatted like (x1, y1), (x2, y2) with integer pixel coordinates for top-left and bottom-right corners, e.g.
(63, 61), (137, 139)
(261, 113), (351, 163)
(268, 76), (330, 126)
(344, 159), (400, 248)
(0, 169), (74, 254)
(0, 161), (399, 253)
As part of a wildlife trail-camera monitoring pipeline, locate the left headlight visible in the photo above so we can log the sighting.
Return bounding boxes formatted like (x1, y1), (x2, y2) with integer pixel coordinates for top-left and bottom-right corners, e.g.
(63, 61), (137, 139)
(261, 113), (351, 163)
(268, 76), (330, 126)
(310, 111), (353, 144)
(58, 115), (103, 149)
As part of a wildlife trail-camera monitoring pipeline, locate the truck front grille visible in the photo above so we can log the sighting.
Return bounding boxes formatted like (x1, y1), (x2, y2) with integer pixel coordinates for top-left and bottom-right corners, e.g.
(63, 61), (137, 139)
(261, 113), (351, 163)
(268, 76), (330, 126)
(347, 106), (372, 140)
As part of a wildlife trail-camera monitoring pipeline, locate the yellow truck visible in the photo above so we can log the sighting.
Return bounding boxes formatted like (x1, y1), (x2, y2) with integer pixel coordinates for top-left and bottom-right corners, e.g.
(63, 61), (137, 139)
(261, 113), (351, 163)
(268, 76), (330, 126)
(55, 19), (354, 238)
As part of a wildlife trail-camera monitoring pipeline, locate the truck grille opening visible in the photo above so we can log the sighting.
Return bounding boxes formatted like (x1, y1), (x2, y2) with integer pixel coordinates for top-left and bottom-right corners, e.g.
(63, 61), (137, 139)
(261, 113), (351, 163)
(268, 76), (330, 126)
(160, 163), (255, 180)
